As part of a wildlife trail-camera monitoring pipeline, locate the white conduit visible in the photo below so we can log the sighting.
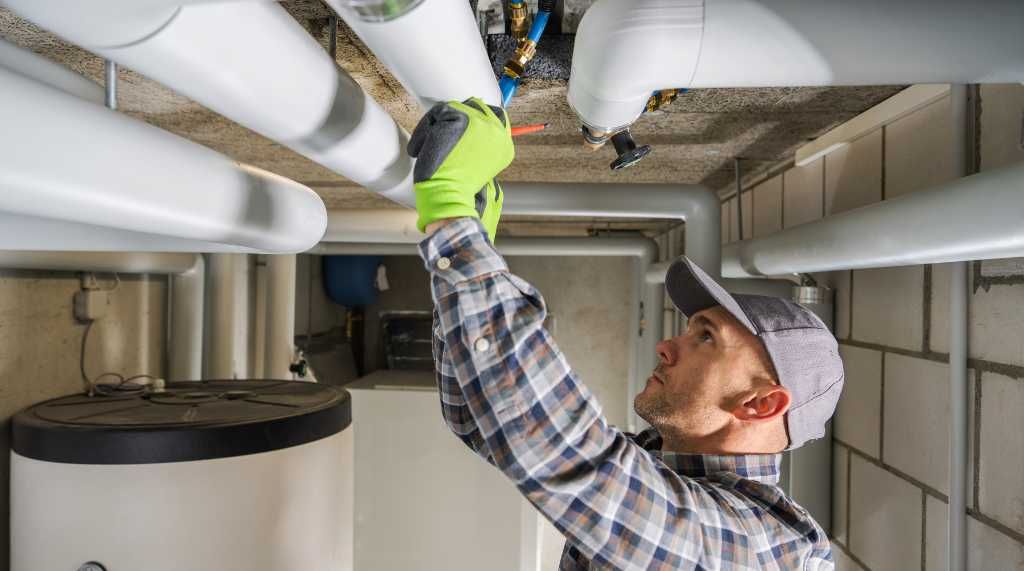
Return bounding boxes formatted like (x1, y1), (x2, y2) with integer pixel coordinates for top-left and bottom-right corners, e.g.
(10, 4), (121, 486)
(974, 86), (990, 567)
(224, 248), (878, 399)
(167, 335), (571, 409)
(205, 254), (252, 380)
(720, 161), (1024, 278)
(328, 0), (502, 109)
(0, 37), (104, 104)
(313, 236), (661, 433)
(948, 84), (970, 571)
(265, 255), (298, 380)
(0, 67), (327, 253)
(569, 0), (1024, 133)
(0, 252), (204, 381)
(4, 0), (414, 203)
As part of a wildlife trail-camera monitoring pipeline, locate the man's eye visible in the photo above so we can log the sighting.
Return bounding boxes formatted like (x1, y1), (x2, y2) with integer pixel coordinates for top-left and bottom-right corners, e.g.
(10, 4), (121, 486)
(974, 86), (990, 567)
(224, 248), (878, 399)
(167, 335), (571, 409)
(700, 331), (713, 343)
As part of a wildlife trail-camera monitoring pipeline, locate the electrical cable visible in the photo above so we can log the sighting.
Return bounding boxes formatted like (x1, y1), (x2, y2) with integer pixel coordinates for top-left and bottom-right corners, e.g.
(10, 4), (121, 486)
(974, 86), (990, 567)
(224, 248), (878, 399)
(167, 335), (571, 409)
(79, 294), (159, 398)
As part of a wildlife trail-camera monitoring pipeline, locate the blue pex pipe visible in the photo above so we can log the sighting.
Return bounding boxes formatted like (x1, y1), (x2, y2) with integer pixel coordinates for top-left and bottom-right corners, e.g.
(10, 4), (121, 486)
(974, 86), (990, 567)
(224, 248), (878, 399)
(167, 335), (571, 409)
(500, 7), (552, 107)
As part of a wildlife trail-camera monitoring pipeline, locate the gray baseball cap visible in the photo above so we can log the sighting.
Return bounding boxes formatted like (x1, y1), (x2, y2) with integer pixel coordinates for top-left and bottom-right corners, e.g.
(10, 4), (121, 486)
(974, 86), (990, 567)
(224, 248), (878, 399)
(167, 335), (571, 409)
(665, 257), (844, 450)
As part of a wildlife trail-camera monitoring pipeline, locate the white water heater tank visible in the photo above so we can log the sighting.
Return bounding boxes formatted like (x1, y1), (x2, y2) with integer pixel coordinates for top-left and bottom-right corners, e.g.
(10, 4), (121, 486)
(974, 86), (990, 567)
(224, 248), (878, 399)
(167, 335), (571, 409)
(10, 380), (353, 571)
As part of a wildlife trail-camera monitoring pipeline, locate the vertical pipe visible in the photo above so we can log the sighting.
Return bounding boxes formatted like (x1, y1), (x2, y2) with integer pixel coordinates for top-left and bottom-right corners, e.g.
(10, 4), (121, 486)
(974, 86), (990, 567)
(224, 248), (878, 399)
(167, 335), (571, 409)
(266, 254), (298, 379)
(104, 59), (116, 110)
(328, 14), (338, 61)
(734, 158), (744, 241)
(948, 83), (970, 571)
(206, 253), (251, 379)
(168, 257), (205, 381)
(252, 256), (269, 378)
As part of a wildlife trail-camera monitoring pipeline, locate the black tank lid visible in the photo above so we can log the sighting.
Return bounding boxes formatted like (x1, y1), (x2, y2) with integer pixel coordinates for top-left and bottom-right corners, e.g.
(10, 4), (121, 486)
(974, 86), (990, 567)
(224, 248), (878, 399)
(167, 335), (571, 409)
(12, 380), (351, 465)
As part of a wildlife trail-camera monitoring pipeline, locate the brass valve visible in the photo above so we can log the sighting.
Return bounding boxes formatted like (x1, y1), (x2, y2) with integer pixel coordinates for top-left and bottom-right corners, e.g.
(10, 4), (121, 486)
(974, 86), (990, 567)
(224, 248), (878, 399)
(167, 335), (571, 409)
(645, 89), (681, 113)
(502, 39), (537, 79)
(509, 1), (530, 41)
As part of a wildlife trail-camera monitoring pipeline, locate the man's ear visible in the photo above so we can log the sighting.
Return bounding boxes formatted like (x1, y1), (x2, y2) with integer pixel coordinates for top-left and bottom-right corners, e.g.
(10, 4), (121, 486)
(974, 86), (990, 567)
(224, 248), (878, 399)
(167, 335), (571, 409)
(732, 386), (791, 423)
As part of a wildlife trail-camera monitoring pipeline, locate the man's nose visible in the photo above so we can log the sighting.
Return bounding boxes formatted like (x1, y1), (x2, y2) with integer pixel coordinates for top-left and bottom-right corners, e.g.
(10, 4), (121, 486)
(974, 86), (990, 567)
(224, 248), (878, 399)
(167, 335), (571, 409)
(656, 339), (676, 365)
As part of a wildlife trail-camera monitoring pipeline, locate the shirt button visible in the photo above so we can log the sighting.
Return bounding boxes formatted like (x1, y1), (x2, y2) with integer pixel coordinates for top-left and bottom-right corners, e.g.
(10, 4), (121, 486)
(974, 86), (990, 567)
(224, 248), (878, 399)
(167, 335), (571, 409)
(436, 257), (452, 271)
(474, 337), (491, 352)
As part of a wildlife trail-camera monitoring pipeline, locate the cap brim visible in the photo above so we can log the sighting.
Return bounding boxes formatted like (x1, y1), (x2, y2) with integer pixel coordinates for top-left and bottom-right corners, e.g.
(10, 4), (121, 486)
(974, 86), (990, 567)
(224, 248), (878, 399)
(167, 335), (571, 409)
(665, 257), (757, 334)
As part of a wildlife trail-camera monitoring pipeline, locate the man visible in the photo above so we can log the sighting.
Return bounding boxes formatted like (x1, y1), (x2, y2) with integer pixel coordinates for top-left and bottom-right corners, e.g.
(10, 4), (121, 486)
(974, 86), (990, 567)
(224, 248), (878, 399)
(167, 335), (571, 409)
(408, 98), (844, 570)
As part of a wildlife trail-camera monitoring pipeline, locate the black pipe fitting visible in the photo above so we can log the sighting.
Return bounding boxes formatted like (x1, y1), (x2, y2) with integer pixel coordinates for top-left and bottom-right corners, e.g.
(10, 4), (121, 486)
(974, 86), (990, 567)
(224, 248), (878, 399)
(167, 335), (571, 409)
(610, 130), (651, 170)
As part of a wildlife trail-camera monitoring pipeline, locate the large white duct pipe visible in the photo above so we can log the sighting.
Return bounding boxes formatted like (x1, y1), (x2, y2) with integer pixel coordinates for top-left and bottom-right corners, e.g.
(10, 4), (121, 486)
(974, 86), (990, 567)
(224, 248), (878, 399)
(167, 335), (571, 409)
(265, 255), (298, 380)
(0, 37), (104, 104)
(3, 0), (414, 204)
(323, 210), (424, 244)
(570, 0), (1024, 133)
(0, 68), (327, 253)
(328, 0), (502, 109)
(313, 236), (661, 432)
(0, 252), (204, 381)
(721, 160), (1024, 278)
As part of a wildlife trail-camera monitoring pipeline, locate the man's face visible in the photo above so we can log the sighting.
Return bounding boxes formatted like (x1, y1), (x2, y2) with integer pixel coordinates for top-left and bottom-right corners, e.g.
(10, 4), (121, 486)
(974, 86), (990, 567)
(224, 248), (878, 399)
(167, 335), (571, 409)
(634, 306), (777, 444)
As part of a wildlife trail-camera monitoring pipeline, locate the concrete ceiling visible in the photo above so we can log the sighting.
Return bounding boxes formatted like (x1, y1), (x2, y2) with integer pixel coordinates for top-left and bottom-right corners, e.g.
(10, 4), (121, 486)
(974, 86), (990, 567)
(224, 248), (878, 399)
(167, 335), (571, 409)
(0, 1), (904, 237)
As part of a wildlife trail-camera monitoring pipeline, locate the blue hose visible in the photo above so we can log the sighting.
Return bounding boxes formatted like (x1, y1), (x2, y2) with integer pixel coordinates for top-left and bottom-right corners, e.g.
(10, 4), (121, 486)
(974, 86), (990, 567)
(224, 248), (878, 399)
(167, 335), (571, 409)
(500, 3), (553, 108)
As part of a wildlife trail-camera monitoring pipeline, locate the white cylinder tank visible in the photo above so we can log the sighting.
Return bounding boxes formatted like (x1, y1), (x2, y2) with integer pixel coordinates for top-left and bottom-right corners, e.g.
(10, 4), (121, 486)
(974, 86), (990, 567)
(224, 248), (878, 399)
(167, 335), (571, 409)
(11, 380), (353, 571)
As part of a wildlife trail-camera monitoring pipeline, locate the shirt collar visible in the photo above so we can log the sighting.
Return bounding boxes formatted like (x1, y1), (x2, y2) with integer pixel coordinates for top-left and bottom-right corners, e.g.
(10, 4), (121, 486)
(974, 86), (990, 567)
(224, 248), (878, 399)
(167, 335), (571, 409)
(636, 429), (782, 485)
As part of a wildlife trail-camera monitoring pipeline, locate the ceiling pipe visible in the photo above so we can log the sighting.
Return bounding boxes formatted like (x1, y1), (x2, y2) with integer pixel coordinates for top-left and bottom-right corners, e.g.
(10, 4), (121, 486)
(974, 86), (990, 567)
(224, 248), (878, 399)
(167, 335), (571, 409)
(2, 0), (414, 205)
(569, 0), (1024, 135)
(0, 252), (204, 382)
(313, 236), (660, 433)
(328, 0), (502, 109)
(320, 183), (721, 278)
(0, 68), (327, 253)
(721, 160), (1024, 278)
(0, 37), (104, 104)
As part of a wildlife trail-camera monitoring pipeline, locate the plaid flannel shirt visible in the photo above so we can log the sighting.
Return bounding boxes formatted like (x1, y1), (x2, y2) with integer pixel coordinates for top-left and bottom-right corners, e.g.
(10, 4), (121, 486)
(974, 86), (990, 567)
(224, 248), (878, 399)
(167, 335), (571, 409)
(420, 218), (833, 570)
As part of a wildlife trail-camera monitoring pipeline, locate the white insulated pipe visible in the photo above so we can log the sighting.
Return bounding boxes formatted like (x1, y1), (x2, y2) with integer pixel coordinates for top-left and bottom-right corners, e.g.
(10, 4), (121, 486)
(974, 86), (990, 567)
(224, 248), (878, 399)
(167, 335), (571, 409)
(569, 0), (1024, 132)
(265, 255), (298, 380)
(0, 37), (104, 104)
(323, 210), (424, 244)
(329, 0), (502, 109)
(205, 254), (252, 380)
(0, 252), (204, 381)
(3, 0), (414, 203)
(721, 161), (1024, 278)
(0, 68), (327, 253)
(947, 84), (970, 571)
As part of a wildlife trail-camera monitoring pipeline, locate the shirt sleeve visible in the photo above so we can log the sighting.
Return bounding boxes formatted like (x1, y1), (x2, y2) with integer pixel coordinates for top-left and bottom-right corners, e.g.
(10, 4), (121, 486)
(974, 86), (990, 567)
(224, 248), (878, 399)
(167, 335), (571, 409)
(431, 301), (495, 465)
(418, 218), (755, 569)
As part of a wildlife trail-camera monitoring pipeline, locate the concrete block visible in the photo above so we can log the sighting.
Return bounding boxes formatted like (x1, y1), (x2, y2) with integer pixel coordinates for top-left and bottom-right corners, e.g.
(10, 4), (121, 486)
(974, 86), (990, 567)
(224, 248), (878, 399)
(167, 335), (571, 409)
(926, 494), (1024, 571)
(752, 174), (783, 238)
(835, 345), (882, 458)
(825, 129), (883, 215)
(885, 96), (958, 199)
(883, 355), (975, 495)
(851, 266), (924, 351)
(833, 545), (864, 571)
(969, 279), (1024, 367)
(783, 158), (824, 228)
(849, 455), (922, 571)
(832, 444), (849, 545)
(978, 372), (1024, 536)
(979, 84), (1024, 172)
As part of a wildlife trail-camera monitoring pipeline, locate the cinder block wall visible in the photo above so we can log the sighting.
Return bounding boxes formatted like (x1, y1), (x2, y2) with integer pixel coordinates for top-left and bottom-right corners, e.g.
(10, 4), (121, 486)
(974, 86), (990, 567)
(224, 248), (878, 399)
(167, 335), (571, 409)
(722, 84), (1024, 570)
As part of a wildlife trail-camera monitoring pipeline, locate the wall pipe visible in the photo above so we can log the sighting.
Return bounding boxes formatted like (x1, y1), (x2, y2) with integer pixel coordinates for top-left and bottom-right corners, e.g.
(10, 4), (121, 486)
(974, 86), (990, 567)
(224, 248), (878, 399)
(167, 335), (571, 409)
(0, 37), (104, 104)
(569, 0), (1024, 134)
(205, 254), (252, 380)
(312, 236), (661, 432)
(947, 84), (971, 571)
(4, 0), (414, 204)
(720, 160), (1024, 278)
(0, 252), (204, 381)
(0, 67), (327, 253)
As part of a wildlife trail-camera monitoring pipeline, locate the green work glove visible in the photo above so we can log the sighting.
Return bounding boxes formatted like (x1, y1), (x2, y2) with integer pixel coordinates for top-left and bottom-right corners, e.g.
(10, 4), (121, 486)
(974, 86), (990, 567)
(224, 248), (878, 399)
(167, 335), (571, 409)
(407, 97), (514, 242)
